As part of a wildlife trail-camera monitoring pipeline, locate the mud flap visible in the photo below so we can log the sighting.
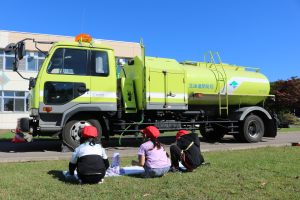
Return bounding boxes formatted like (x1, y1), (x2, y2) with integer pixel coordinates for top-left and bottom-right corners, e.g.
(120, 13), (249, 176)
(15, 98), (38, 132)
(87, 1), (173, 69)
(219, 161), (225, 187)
(264, 118), (277, 138)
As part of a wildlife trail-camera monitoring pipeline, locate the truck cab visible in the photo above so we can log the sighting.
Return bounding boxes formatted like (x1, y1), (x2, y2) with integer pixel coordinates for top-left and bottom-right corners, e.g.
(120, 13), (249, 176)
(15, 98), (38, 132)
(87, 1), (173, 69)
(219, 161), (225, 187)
(12, 35), (118, 148)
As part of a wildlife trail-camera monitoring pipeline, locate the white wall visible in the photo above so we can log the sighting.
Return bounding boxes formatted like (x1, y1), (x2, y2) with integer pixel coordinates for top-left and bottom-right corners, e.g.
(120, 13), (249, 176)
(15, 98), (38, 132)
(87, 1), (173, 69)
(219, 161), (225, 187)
(0, 113), (29, 129)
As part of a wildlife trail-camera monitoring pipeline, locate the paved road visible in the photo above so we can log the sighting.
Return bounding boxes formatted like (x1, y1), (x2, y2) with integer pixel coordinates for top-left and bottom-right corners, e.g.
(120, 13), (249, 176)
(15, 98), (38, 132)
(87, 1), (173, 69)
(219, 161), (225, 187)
(0, 132), (299, 163)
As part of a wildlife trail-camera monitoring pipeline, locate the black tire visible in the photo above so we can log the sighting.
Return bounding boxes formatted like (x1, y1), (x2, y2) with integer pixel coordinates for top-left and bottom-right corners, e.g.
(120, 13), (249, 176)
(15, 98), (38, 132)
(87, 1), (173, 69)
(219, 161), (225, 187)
(62, 118), (102, 150)
(200, 125), (226, 141)
(237, 114), (264, 143)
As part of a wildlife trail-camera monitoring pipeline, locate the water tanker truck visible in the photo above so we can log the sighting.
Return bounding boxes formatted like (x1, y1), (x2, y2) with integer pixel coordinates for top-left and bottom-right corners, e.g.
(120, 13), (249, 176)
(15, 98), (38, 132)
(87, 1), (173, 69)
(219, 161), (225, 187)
(5, 34), (277, 150)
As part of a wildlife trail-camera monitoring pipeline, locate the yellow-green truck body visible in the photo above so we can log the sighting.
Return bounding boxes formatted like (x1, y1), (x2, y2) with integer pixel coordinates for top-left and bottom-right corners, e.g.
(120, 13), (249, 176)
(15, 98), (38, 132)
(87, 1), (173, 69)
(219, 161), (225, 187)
(9, 37), (276, 150)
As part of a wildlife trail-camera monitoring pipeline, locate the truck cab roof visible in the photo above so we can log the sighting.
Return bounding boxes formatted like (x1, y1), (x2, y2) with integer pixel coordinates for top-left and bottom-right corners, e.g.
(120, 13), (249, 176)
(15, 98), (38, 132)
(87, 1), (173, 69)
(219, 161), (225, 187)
(52, 41), (114, 51)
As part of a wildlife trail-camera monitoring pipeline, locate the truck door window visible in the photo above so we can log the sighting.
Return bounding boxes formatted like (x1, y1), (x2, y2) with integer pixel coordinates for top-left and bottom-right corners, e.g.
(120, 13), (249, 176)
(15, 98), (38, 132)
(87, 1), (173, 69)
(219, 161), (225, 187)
(44, 82), (86, 104)
(91, 51), (109, 76)
(47, 48), (88, 75)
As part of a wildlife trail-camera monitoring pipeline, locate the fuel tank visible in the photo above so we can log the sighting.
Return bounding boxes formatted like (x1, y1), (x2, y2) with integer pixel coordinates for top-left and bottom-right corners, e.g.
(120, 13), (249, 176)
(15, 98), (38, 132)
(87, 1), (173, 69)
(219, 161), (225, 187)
(122, 56), (270, 111)
(183, 62), (270, 105)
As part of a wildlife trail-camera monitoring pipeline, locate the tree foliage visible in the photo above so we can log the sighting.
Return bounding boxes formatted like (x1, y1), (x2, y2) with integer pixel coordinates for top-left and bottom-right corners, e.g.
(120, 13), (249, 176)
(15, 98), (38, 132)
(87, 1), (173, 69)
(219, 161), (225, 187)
(270, 76), (300, 114)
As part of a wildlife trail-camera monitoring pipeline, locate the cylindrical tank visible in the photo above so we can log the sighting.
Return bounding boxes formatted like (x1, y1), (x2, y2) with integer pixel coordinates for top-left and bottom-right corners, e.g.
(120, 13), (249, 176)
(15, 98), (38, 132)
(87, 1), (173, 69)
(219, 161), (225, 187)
(183, 62), (270, 106)
(126, 56), (271, 110)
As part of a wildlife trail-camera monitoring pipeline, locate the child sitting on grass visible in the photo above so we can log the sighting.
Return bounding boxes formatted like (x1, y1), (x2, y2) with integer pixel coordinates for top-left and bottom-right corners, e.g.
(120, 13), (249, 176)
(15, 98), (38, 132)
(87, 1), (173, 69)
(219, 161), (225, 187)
(132, 126), (171, 178)
(69, 126), (109, 184)
(170, 130), (206, 172)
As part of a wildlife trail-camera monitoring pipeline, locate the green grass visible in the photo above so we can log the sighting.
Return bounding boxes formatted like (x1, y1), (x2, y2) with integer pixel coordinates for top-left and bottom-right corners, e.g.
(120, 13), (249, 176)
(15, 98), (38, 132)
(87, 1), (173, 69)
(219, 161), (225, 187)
(0, 132), (56, 140)
(278, 126), (300, 133)
(0, 147), (299, 200)
(0, 132), (14, 139)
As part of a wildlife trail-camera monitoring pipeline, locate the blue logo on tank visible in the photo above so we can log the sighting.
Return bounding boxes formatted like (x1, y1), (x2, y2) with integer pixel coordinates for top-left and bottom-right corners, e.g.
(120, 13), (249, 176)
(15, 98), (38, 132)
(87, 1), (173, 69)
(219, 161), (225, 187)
(230, 81), (238, 89)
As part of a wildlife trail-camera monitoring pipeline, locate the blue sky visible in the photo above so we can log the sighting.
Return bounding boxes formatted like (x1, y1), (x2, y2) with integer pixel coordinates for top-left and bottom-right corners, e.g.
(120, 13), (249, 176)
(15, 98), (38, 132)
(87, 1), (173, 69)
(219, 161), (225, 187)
(1, 0), (299, 81)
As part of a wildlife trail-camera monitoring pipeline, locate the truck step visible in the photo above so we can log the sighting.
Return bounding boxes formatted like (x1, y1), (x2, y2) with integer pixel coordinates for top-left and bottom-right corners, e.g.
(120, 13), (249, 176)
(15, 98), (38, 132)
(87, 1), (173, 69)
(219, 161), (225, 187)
(228, 131), (239, 134)
(228, 126), (239, 128)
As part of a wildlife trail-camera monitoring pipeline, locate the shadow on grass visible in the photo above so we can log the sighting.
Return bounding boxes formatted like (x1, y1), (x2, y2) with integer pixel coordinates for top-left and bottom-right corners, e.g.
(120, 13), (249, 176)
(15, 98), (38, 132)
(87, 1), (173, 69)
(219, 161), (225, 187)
(0, 139), (62, 152)
(48, 170), (79, 184)
(124, 174), (144, 179)
(200, 136), (269, 144)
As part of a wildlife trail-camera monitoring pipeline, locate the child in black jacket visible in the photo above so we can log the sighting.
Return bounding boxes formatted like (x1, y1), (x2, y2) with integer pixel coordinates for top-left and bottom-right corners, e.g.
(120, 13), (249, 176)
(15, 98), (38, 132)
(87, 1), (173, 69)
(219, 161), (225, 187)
(170, 130), (205, 172)
(69, 126), (109, 184)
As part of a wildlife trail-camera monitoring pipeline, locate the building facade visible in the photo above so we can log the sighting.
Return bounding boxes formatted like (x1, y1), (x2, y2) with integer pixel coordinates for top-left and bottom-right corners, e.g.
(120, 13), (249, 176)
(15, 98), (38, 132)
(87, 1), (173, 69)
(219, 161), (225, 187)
(0, 30), (141, 129)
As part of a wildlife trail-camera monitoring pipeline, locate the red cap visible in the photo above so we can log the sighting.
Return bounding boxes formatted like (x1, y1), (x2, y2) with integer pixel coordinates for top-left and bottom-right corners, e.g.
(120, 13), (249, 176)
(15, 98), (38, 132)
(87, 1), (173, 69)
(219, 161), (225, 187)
(140, 126), (160, 139)
(81, 126), (98, 138)
(176, 130), (189, 140)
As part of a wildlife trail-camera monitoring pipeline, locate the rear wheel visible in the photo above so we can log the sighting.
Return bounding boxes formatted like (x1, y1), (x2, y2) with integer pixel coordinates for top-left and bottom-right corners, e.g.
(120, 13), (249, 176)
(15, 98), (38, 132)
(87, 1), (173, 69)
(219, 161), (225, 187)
(62, 118), (102, 150)
(236, 114), (264, 143)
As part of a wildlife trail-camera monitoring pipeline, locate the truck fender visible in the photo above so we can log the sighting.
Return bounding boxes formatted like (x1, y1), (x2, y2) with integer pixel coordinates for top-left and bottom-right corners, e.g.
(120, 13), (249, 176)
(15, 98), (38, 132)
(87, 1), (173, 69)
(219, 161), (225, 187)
(61, 105), (102, 126)
(232, 106), (272, 121)
(60, 105), (111, 139)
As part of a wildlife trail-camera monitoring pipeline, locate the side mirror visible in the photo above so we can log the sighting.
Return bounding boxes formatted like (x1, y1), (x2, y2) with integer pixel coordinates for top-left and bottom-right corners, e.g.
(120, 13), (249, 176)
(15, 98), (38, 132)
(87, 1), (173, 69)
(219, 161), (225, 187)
(13, 60), (18, 71)
(17, 42), (25, 60)
(128, 59), (135, 65)
(4, 43), (16, 53)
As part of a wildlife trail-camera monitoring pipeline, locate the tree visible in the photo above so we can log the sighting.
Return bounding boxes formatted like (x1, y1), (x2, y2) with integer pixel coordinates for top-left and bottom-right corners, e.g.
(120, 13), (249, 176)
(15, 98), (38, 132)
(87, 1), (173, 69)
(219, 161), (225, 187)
(270, 76), (300, 115)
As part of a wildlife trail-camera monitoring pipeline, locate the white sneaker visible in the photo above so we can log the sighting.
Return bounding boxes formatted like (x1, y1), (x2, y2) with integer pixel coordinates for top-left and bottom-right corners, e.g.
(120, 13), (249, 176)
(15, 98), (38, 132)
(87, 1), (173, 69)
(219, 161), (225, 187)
(98, 179), (104, 184)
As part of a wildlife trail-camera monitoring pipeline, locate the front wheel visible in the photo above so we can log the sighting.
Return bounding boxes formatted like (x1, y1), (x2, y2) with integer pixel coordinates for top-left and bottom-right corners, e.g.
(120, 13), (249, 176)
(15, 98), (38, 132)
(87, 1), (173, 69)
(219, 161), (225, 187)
(237, 114), (264, 143)
(62, 119), (102, 150)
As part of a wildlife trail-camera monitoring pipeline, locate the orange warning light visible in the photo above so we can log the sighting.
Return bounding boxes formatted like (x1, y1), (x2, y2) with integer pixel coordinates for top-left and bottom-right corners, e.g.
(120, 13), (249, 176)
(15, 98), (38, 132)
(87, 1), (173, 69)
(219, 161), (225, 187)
(43, 106), (52, 113)
(75, 33), (93, 43)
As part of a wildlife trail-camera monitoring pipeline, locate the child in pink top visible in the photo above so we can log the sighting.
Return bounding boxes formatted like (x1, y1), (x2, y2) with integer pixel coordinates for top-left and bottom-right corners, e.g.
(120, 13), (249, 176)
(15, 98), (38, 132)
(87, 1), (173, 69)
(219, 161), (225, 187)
(132, 126), (171, 178)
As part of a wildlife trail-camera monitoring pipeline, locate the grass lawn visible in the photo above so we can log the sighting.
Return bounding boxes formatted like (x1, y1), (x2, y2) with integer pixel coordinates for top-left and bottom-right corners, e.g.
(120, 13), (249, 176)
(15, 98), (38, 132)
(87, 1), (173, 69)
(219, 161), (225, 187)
(0, 132), (57, 141)
(0, 132), (14, 139)
(278, 126), (300, 133)
(0, 147), (299, 200)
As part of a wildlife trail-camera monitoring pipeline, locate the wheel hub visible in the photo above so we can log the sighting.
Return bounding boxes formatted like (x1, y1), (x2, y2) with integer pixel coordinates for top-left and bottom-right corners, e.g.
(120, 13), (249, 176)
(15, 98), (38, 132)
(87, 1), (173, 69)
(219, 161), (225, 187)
(248, 121), (260, 138)
(70, 121), (91, 141)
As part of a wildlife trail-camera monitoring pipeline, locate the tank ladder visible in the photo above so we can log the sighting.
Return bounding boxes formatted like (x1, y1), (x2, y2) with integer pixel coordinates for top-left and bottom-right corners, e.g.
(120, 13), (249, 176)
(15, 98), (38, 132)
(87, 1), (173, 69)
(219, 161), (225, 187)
(204, 51), (229, 116)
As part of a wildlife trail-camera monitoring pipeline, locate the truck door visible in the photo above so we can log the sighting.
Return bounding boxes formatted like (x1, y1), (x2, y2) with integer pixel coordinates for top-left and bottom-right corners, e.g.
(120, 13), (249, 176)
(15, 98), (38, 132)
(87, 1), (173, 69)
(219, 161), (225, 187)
(166, 72), (186, 109)
(148, 70), (186, 110)
(148, 70), (165, 109)
(40, 48), (91, 114)
(90, 50), (117, 111)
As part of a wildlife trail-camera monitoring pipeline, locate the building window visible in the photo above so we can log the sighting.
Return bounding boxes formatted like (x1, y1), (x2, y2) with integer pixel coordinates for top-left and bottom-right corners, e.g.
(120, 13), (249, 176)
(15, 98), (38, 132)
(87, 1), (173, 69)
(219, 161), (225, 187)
(0, 50), (3, 70)
(0, 56), (3, 70)
(5, 52), (15, 71)
(0, 91), (29, 112)
(27, 52), (38, 71)
(38, 52), (45, 70)
(0, 49), (45, 72)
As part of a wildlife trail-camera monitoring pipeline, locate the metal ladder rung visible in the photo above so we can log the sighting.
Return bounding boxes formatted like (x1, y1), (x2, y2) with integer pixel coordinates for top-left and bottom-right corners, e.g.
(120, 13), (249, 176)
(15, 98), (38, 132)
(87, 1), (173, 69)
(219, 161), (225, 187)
(205, 51), (229, 116)
(220, 107), (228, 109)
